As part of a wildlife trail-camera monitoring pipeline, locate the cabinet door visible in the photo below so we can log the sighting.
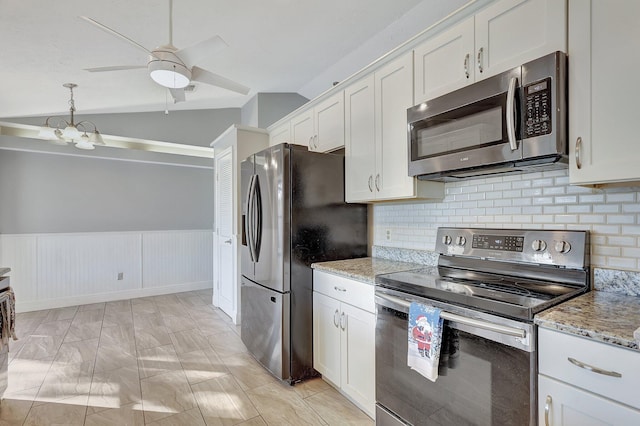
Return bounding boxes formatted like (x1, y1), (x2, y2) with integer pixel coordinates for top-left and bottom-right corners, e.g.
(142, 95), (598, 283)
(215, 147), (236, 318)
(414, 17), (475, 103)
(313, 292), (341, 386)
(290, 109), (314, 150)
(538, 375), (640, 426)
(569, 0), (640, 185)
(345, 75), (376, 202)
(475, 0), (566, 80)
(313, 92), (345, 152)
(269, 122), (291, 146)
(375, 52), (416, 201)
(340, 303), (375, 418)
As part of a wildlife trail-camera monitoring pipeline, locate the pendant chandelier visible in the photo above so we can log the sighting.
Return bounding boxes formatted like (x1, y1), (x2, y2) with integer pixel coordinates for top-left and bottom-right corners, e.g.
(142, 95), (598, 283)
(38, 83), (105, 150)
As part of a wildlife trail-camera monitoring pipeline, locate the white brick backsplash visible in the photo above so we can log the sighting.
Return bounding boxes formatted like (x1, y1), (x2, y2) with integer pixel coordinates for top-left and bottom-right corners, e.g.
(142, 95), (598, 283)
(373, 170), (640, 271)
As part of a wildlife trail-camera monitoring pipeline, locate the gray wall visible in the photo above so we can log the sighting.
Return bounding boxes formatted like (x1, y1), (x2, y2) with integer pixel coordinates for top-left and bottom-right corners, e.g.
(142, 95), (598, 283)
(0, 150), (213, 234)
(241, 93), (309, 128)
(5, 108), (241, 147)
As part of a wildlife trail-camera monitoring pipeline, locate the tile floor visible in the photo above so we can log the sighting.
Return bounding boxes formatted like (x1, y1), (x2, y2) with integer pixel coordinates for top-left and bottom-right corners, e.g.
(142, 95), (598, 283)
(1, 289), (373, 425)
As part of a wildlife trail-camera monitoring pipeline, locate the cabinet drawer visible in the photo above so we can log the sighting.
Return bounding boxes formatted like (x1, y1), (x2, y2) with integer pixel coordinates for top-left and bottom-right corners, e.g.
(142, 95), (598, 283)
(538, 327), (640, 410)
(313, 271), (374, 313)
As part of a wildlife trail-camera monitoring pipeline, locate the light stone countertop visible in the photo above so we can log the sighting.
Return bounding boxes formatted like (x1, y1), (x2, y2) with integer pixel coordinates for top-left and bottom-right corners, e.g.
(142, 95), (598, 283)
(311, 257), (423, 284)
(0, 268), (10, 276)
(535, 291), (640, 351)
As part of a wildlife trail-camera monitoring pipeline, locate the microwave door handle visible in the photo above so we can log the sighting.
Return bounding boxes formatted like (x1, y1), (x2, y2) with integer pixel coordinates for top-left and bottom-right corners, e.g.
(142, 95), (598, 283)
(506, 76), (518, 151)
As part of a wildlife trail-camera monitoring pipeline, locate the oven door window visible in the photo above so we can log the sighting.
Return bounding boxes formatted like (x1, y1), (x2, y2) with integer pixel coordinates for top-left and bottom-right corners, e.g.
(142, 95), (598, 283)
(376, 305), (532, 426)
(410, 93), (509, 161)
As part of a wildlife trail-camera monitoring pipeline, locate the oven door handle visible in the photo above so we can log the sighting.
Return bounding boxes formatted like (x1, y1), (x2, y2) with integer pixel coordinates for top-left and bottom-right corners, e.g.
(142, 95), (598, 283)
(375, 293), (526, 339)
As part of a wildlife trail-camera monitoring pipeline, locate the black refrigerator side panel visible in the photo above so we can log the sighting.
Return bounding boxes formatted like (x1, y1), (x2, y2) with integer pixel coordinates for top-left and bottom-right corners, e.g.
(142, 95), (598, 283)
(288, 147), (368, 381)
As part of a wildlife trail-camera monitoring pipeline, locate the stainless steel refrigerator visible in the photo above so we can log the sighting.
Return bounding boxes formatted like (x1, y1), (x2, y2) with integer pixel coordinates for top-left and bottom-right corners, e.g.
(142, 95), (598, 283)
(240, 143), (367, 384)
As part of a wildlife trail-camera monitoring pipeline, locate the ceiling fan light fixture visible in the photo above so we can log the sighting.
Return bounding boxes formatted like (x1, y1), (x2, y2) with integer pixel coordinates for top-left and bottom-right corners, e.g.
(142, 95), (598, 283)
(148, 60), (191, 89)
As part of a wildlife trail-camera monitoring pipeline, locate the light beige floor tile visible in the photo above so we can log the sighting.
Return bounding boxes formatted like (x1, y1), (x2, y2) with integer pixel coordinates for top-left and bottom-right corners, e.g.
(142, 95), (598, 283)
(293, 377), (331, 399)
(100, 324), (136, 353)
(89, 364), (141, 410)
(35, 360), (93, 405)
(147, 407), (206, 426)
(220, 352), (278, 391)
(137, 344), (181, 379)
(15, 335), (64, 360)
(0, 398), (32, 425)
(5, 357), (52, 395)
(193, 316), (231, 337)
(14, 317), (42, 336)
(140, 370), (197, 423)
(8, 336), (28, 360)
(16, 310), (49, 322)
(191, 374), (258, 425)
(72, 308), (105, 324)
(207, 330), (247, 358)
(105, 299), (131, 313)
(64, 320), (103, 343)
(94, 344), (137, 373)
(23, 402), (87, 426)
(134, 326), (172, 351)
(33, 319), (72, 336)
(178, 295), (207, 308)
(177, 349), (229, 384)
(132, 312), (165, 330)
(161, 314), (198, 333)
(305, 387), (373, 425)
(102, 310), (134, 328)
(84, 402), (145, 426)
(245, 382), (326, 426)
(44, 306), (79, 322)
(1, 386), (40, 402)
(237, 416), (268, 426)
(169, 328), (210, 354)
(54, 338), (99, 365)
(78, 302), (106, 312)
(131, 300), (159, 315)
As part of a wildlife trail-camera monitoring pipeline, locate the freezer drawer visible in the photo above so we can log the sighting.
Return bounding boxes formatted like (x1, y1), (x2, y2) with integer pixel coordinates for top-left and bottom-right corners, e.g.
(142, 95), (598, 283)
(240, 277), (290, 381)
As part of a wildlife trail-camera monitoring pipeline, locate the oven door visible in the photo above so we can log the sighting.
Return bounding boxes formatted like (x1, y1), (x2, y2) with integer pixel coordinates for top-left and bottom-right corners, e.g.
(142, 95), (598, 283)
(375, 289), (536, 426)
(407, 66), (522, 178)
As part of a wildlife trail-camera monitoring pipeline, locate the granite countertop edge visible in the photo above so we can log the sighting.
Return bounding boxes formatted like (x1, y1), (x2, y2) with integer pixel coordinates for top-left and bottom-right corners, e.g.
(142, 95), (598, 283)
(311, 257), (424, 285)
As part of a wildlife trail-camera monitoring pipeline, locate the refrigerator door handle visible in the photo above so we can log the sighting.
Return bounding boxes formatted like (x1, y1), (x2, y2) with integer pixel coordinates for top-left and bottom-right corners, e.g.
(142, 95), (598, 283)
(246, 175), (256, 262)
(253, 174), (263, 262)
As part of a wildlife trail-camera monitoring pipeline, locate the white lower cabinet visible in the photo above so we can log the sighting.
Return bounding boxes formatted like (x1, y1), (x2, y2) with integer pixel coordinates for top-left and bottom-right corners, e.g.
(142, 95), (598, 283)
(538, 327), (640, 425)
(313, 271), (375, 418)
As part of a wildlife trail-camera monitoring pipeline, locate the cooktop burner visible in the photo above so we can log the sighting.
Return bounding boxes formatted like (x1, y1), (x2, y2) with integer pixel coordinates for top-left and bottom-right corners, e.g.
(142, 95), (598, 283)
(376, 228), (590, 321)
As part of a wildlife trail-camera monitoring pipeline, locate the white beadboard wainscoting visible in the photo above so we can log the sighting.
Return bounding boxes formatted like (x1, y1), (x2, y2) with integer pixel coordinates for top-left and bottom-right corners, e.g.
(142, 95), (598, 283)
(0, 230), (213, 312)
(374, 169), (640, 271)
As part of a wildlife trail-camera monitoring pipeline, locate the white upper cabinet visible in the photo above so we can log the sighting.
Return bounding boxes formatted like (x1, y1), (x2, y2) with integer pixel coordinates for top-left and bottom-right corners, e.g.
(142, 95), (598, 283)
(414, 0), (567, 103)
(346, 52), (443, 203)
(268, 122), (290, 147)
(289, 92), (345, 152)
(569, 0), (640, 185)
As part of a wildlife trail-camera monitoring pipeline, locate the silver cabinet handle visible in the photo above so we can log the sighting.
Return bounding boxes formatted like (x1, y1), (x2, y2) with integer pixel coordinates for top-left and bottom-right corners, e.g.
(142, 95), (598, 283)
(333, 309), (340, 328)
(340, 312), (346, 330)
(464, 53), (470, 79)
(567, 357), (622, 378)
(334, 286), (346, 292)
(313, 135), (318, 149)
(477, 47), (484, 73)
(575, 137), (582, 169)
(368, 175), (373, 192)
(308, 136), (313, 150)
(224, 239), (232, 244)
(544, 395), (552, 426)
(375, 174), (380, 191)
(506, 76), (518, 151)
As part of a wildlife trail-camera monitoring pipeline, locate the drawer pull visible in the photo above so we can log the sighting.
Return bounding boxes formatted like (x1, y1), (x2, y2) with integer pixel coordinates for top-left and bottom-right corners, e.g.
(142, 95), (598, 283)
(544, 395), (552, 426)
(567, 357), (622, 378)
(334, 286), (347, 292)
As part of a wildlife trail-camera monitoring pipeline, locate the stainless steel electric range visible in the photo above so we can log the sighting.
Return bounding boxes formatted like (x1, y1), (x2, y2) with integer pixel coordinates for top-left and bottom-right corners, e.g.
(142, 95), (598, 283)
(374, 227), (590, 426)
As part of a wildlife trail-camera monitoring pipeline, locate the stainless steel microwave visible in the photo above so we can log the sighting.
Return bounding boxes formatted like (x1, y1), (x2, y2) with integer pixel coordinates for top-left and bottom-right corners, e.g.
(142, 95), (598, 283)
(407, 51), (567, 181)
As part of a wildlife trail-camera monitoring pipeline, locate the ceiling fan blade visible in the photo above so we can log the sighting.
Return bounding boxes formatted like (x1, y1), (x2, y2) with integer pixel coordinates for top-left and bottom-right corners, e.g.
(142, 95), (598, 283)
(169, 88), (186, 103)
(175, 35), (228, 67)
(79, 16), (158, 59)
(84, 65), (147, 73)
(191, 66), (250, 95)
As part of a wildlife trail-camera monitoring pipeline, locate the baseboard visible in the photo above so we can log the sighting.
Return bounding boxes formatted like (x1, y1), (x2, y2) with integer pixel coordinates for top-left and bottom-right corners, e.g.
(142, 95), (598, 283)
(16, 281), (213, 313)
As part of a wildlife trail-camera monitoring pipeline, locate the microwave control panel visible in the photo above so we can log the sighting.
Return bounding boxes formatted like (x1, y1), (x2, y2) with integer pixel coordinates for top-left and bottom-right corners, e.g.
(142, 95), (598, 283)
(524, 77), (552, 138)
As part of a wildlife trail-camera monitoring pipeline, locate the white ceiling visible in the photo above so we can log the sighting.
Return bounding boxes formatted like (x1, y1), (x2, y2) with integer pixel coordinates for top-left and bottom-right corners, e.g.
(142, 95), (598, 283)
(0, 0), (462, 118)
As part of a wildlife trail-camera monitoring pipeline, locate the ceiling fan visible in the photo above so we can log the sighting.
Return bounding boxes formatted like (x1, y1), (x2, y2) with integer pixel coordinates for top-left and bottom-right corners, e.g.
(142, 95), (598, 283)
(80, 0), (249, 103)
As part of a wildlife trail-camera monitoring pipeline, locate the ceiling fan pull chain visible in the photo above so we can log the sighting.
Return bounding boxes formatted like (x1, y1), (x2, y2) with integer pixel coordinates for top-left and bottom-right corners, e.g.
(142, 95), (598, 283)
(169, 0), (173, 46)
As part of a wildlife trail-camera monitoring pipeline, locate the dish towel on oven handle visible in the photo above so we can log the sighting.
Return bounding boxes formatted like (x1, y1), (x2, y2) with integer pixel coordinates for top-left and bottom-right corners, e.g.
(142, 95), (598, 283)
(407, 302), (444, 382)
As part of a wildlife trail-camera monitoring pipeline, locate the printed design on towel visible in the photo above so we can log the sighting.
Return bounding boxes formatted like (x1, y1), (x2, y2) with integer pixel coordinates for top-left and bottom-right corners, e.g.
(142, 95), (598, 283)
(407, 302), (443, 382)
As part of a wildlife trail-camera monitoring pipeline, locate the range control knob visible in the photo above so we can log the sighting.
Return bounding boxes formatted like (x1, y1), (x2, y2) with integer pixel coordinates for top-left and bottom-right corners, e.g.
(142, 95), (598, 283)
(531, 239), (547, 252)
(442, 235), (452, 245)
(555, 240), (571, 254)
(455, 236), (467, 246)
